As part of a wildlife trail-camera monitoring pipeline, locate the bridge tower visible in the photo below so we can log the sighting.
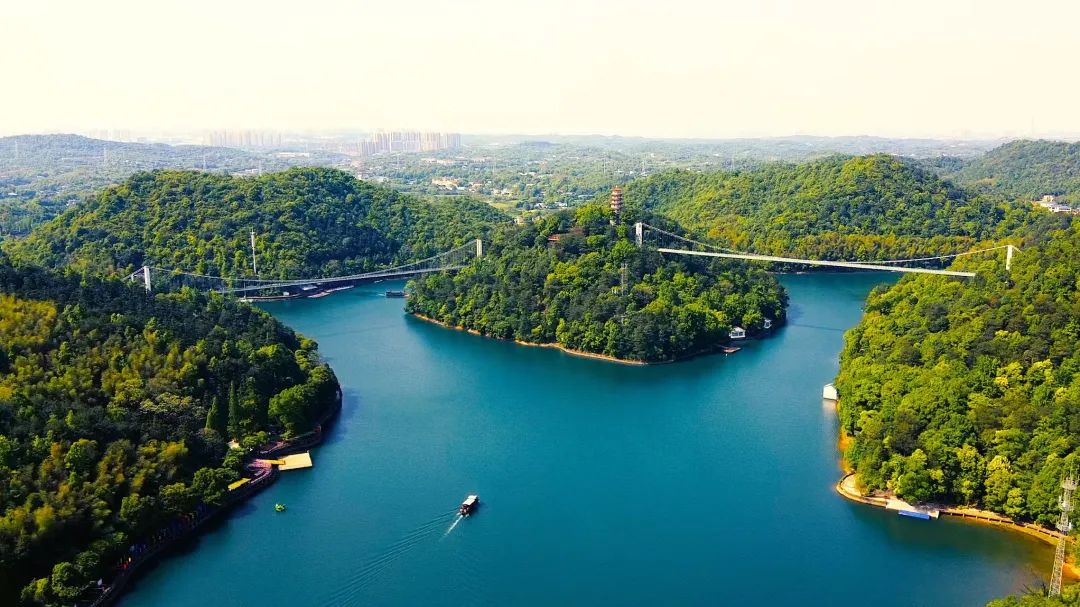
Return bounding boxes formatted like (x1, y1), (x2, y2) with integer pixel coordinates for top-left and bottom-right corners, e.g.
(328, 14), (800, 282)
(142, 266), (151, 293)
(1006, 244), (1016, 272)
(1050, 475), (1077, 597)
(634, 222), (644, 247)
(475, 239), (483, 259)
(250, 230), (259, 276)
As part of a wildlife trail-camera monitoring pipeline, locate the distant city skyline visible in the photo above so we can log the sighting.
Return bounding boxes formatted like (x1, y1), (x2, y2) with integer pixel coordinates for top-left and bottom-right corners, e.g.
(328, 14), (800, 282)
(4, 0), (1080, 140)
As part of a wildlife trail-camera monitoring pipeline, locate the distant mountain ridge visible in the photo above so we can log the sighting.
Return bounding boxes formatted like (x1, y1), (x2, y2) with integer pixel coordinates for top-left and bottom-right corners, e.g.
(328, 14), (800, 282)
(951, 139), (1080, 204)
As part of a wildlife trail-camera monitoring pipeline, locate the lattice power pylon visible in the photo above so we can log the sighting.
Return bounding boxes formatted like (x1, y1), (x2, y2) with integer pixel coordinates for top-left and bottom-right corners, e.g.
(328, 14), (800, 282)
(1050, 475), (1076, 597)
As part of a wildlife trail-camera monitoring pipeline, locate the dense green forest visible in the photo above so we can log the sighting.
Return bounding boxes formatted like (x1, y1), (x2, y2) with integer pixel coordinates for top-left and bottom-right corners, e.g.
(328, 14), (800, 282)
(953, 140), (1080, 205)
(407, 204), (787, 363)
(617, 154), (1033, 261)
(988, 590), (1080, 607)
(6, 167), (506, 279)
(836, 216), (1080, 526)
(0, 254), (339, 605)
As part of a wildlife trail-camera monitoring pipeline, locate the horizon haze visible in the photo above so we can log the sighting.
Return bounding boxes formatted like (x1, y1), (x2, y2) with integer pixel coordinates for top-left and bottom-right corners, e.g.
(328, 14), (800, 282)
(4, 0), (1080, 140)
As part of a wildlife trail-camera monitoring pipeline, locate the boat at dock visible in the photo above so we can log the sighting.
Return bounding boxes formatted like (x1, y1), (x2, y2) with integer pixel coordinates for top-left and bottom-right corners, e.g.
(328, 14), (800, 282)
(385, 290), (406, 298)
(822, 383), (839, 401)
(459, 495), (479, 516)
(886, 498), (939, 520)
(898, 509), (931, 520)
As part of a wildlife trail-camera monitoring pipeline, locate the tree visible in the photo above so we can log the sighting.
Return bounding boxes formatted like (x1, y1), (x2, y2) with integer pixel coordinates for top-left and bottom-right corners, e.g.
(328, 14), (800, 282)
(205, 396), (226, 435)
(227, 382), (241, 439)
(64, 438), (98, 477)
(269, 383), (314, 437)
(984, 456), (1014, 512)
(159, 483), (195, 516)
(895, 449), (935, 503)
(190, 467), (235, 507)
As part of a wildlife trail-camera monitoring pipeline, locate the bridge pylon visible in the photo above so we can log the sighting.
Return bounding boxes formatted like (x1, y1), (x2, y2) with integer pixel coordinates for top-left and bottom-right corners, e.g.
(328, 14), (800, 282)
(476, 239), (483, 259)
(127, 266), (152, 292)
(634, 222), (644, 247)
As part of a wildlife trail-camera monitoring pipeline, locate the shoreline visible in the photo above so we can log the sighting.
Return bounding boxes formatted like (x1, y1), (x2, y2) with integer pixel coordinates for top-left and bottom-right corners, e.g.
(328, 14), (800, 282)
(409, 313), (753, 366)
(87, 391), (343, 607)
(833, 400), (1080, 579)
(835, 472), (1080, 579)
(410, 313), (650, 365)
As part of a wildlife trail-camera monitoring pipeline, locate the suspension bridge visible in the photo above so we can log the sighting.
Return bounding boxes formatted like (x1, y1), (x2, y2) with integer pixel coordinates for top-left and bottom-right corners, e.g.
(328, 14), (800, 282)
(632, 222), (1014, 278)
(127, 239), (483, 297)
(128, 222), (1012, 297)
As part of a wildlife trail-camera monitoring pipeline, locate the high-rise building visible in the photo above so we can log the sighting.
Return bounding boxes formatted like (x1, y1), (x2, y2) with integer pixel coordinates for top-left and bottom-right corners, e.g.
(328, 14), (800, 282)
(355, 131), (461, 156)
(206, 130), (282, 149)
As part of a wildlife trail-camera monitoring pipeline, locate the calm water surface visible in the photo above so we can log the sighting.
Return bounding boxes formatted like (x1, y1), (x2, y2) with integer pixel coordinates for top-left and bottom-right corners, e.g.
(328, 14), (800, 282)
(123, 273), (1050, 606)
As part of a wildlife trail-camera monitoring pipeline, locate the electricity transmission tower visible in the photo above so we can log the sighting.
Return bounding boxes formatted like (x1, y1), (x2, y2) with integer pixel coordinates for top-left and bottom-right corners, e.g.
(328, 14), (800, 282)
(1050, 475), (1076, 597)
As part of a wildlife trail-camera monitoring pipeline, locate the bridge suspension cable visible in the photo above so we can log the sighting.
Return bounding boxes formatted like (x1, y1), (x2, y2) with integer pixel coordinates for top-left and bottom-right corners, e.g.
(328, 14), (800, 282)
(635, 222), (1014, 277)
(130, 239), (483, 295)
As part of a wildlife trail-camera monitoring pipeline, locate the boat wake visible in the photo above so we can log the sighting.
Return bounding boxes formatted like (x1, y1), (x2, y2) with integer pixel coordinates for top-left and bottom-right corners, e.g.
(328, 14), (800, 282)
(319, 509), (457, 606)
(442, 515), (463, 538)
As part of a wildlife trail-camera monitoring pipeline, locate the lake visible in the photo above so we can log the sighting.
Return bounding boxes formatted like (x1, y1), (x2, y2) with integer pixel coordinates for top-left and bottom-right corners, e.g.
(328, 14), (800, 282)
(121, 273), (1050, 606)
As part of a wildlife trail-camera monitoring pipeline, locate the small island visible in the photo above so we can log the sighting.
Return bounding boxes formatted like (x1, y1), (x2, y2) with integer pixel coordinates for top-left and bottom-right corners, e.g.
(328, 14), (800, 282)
(406, 203), (787, 364)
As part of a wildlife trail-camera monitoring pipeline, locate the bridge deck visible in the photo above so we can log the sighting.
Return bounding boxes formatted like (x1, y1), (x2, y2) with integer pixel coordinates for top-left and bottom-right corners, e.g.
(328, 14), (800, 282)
(221, 265), (466, 294)
(655, 248), (977, 277)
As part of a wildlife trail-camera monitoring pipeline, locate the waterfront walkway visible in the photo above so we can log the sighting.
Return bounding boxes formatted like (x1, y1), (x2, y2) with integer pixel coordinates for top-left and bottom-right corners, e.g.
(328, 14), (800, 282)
(81, 393), (342, 607)
(836, 473), (1068, 546)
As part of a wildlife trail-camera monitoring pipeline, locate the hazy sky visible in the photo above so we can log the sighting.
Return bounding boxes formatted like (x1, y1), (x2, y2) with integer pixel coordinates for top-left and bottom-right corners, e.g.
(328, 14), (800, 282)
(3, 0), (1079, 139)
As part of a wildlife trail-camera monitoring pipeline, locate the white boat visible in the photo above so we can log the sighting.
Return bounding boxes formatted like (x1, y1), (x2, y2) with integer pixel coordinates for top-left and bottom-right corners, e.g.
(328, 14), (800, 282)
(822, 383), (839, 401)
(459, 495), (479, 516)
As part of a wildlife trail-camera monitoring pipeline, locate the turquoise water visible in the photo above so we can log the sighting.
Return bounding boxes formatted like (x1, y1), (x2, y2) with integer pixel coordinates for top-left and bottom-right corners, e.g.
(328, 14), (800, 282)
(122, 273), (1050, 606)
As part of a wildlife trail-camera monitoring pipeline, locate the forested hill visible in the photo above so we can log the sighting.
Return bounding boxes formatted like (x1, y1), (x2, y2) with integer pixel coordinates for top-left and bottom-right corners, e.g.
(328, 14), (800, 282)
(406, 205), (787, 363)
(836, 217), (1080, 524)
(6, 167), (506, 278)
(0, 254), (339, 605)
(618, 154), (1031, 261)
(952, 139), (1080, 205)
(0, 134), (346, 238)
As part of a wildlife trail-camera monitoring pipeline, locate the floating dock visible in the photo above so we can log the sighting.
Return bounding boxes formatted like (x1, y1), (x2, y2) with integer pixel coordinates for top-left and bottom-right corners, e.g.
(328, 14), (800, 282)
(886, 498), (940, 519)
(227, 478), (252, 492)
(255, 452), (313, 471)
(278, 452), (313, 471)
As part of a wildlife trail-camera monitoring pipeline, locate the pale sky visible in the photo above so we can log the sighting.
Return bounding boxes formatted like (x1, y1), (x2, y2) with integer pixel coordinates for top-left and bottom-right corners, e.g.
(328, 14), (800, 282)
(3, 0), (1079, 139)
